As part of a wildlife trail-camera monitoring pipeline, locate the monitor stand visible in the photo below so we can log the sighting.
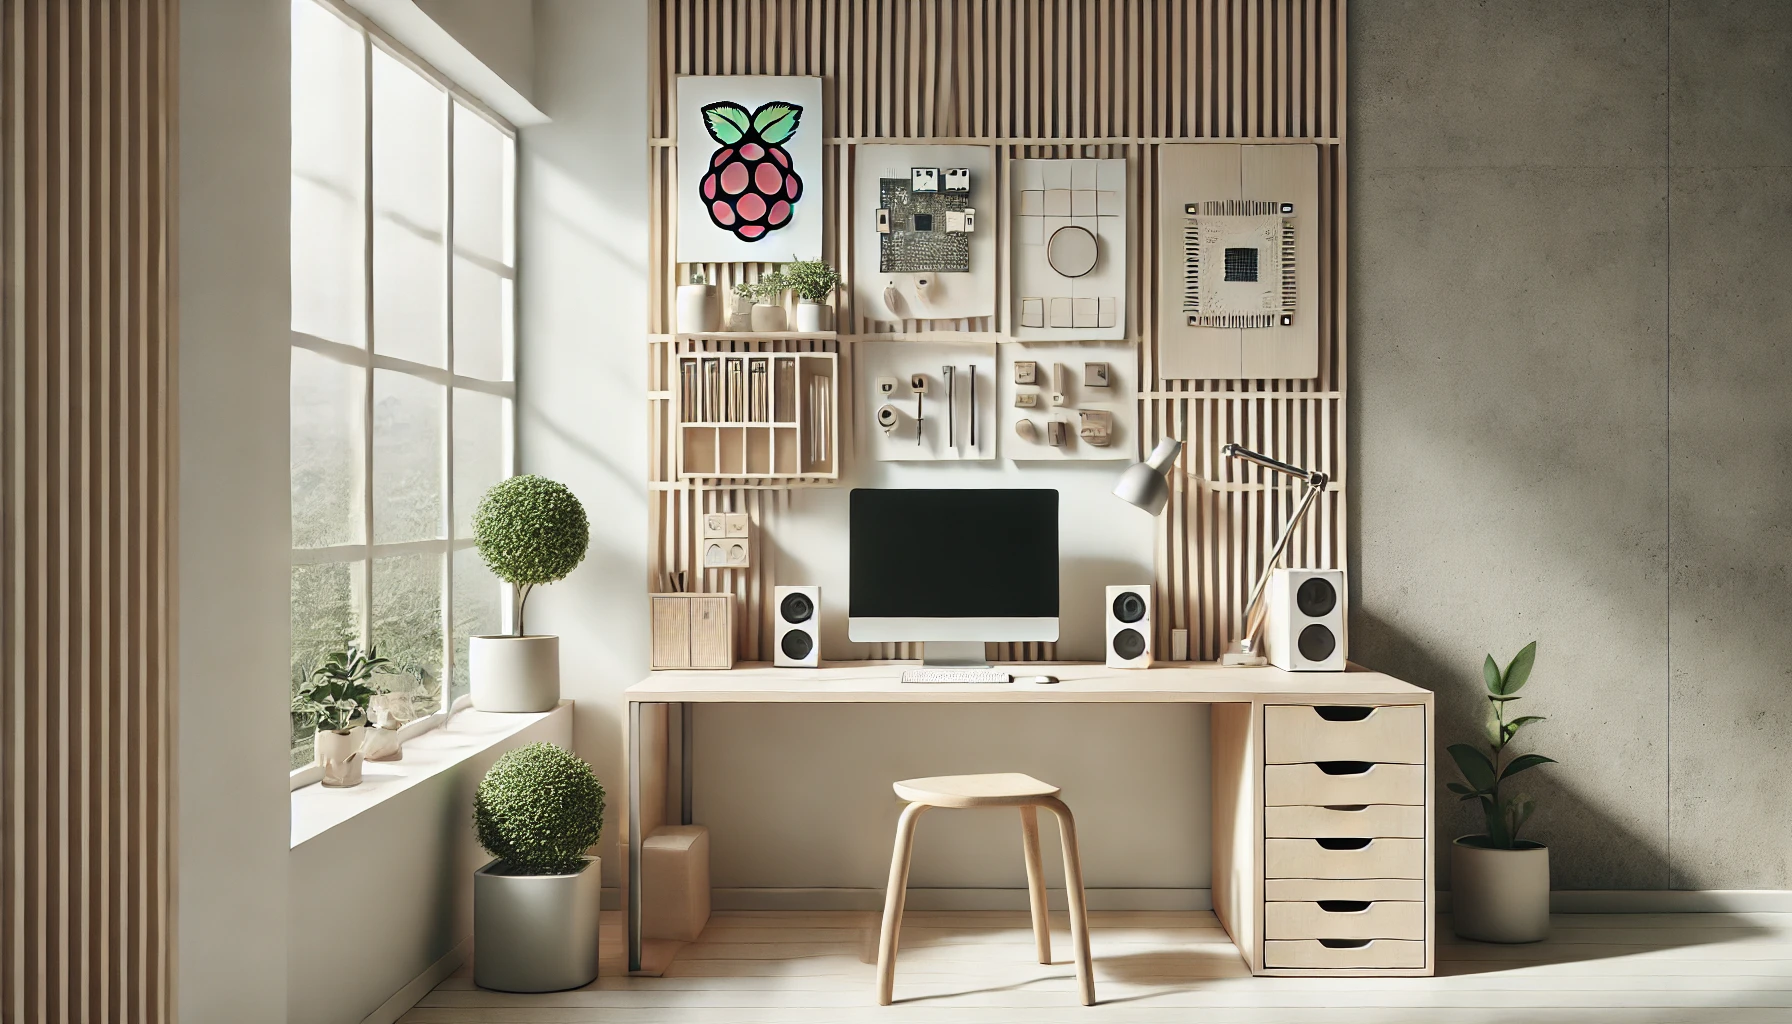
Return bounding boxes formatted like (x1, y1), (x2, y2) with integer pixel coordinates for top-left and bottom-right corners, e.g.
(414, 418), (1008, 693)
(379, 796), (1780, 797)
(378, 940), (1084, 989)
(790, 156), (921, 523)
(921, 641), (990, 668)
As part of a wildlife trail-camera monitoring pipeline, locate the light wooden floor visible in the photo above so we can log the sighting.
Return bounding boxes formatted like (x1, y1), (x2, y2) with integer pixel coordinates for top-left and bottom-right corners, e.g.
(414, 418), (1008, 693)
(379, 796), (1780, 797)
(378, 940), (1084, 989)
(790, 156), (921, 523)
(401, 909), (1792, 1023)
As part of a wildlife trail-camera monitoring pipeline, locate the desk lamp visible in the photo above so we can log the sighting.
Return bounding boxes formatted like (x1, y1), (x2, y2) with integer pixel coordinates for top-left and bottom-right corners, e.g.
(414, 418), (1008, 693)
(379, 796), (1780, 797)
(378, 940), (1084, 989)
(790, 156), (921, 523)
(1113, 438), (1329, 665)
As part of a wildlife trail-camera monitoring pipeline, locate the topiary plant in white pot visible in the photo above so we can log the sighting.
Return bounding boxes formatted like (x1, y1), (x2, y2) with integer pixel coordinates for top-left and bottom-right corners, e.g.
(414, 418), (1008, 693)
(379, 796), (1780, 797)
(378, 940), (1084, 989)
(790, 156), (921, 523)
(473, 742), (607, 992)
(469, 475), (589, 712)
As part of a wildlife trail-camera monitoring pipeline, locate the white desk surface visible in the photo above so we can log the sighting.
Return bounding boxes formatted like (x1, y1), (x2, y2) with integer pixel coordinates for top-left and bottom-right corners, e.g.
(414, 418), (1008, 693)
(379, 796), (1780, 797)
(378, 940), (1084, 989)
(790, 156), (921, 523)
(626, 661), (1430, 704)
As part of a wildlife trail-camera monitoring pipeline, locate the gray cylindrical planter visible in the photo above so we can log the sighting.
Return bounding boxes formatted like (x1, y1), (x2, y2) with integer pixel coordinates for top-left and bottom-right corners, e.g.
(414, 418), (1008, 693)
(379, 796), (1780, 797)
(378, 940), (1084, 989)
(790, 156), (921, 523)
(469, 635), (560, 712)
(474, 855), (601, 992)
(1451, 837), (1550, 943)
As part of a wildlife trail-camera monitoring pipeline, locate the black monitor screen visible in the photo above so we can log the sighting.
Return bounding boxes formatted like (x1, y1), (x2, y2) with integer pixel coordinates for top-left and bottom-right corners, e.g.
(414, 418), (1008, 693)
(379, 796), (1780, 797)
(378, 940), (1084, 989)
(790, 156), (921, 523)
(849, 488), (1059, 618)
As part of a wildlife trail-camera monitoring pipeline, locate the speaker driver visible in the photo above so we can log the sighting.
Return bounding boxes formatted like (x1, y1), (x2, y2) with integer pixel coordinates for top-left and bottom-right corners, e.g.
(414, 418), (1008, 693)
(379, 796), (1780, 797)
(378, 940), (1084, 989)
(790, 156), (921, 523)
(1296, 577), (1337, 617)
(1113, 628), (1147, 661)
(780, 629), (814, 661)
(1112, 591), (1147, 624)
(1297, 623), (1336, 662)
(780, 592), (815, 624)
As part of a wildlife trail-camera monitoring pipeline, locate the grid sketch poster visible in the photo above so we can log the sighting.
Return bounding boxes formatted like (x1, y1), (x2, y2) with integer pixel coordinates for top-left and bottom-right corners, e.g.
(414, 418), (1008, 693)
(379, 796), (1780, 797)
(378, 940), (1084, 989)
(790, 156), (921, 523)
(677, 76), (825, 264)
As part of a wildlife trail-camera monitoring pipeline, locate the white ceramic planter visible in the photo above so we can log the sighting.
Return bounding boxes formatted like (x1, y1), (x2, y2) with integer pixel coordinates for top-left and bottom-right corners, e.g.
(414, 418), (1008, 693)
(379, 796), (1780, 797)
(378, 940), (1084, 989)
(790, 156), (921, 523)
(474, 856), (601, 992)
(675, 284), (719, 333)
(362, 721), (404, 762)
(727, 299), (754, 331)
(1451, 837), (1550, 943)
(469, 635), (561, 713)
(749, 302), (786, 332)
(795, 300), (831, 332)
(316, 724), (366, 787)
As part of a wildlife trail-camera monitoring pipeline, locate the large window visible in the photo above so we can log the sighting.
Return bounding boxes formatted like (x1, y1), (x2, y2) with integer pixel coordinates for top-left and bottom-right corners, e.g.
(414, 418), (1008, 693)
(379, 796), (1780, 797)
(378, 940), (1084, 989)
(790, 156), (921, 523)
(290, 0), (516, 770)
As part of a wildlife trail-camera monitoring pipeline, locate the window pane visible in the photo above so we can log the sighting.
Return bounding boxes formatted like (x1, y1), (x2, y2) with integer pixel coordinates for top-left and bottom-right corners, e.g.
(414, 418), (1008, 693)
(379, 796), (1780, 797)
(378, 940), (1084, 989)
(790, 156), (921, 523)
(291, 560), (362, 769)
(373, 47), (447, 366)
(291, 0), (365, 346)
(451, 546), (502, 707)
(372, 370), (444, 543)
(373, 553), (444, 718)
(453, 390), (509, 537)
(291, 348), (364, 548)
(452, 105), (512, 381)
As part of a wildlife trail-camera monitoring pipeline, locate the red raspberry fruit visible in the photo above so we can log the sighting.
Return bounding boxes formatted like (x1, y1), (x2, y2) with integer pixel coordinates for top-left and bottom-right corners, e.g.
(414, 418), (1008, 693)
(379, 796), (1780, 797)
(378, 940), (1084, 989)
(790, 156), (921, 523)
(698, 100), (805, 242)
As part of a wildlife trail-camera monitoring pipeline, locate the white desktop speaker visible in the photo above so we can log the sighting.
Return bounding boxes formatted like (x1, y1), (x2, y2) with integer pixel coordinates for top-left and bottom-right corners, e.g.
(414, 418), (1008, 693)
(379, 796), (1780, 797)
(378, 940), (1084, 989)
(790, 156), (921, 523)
(1105, 585), (1153, 669)
(1265, 568), (1346, 671)
(774, 586), (820, 668)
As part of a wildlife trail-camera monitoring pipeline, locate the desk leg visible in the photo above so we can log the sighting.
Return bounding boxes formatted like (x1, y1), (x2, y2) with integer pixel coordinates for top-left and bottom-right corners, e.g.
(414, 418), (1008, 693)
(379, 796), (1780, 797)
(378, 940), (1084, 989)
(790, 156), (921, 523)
(681, 702), (694, 826)
(628, 699), (643, 973)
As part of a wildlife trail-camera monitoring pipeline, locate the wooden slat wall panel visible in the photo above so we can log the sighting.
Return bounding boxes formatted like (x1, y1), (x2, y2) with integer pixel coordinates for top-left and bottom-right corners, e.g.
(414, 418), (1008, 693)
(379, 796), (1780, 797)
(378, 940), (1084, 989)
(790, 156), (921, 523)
(650, 0), (1345, 664)
(1, 1), (176, 1022)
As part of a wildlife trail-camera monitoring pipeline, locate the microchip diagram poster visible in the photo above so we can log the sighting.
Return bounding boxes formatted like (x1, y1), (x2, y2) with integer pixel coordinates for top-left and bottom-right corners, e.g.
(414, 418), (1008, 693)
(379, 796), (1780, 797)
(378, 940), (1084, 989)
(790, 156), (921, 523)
(677, 76), (825, 264)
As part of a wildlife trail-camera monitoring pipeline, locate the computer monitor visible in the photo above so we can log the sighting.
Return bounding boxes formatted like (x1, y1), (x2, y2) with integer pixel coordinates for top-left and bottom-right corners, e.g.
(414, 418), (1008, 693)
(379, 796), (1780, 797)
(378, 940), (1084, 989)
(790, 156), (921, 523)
(848, 488), (1059, 662)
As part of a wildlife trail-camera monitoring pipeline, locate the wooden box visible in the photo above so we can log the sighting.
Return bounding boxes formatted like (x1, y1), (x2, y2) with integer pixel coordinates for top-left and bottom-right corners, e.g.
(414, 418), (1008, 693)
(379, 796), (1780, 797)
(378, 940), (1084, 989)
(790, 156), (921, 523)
(650, 593), (735, 670)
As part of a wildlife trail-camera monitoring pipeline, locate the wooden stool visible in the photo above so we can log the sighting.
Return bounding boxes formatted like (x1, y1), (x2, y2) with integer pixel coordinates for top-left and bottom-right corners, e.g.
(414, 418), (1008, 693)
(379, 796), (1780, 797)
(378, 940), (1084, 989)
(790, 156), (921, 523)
(875, 773), (1094, 1006)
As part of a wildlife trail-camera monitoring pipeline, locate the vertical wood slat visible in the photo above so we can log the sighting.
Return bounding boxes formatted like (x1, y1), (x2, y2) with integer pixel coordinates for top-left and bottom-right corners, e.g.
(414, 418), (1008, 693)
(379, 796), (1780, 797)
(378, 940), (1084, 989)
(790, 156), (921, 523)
(1, 0), (176, 1021)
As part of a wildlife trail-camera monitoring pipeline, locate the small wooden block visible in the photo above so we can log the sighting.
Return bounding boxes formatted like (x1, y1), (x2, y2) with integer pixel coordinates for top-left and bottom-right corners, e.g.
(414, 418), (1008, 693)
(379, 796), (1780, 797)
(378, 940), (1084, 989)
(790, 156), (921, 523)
(643, 825), (712, 942)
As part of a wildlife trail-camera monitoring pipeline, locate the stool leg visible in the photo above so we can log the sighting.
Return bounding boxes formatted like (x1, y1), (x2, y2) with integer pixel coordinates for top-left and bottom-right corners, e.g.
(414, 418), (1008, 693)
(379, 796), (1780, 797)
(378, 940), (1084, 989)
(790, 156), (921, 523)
(1042, 797), (1094, 1006)
(876, 802), (928, 1005)
(1018, 805), (1052, 964)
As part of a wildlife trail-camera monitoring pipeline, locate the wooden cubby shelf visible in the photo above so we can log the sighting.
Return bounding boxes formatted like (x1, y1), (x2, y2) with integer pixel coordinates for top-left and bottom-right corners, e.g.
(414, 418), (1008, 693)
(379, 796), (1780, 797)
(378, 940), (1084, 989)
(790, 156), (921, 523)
(676, 351), (838, 481)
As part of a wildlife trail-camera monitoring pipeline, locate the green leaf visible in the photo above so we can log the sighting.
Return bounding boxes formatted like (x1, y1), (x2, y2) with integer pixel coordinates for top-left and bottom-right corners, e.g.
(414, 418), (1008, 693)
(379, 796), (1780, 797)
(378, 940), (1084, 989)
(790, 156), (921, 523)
(1480, 794), (1512, 848)
(1503, 715), (1548, 742)
(1502, 641), (1537, 694)
(1448, 743), (1497, 792)
(1482, 653), (1502, 695)
(1483, 708), (1502, 749)
(750, 100), (803, 144)
(700, 102), (752, 145)
(1487, 692), (1526, 702)
(1504, 793), (1537, 842)
(1499, 753), (1556, 781)
(1446, 782), (1474, 796)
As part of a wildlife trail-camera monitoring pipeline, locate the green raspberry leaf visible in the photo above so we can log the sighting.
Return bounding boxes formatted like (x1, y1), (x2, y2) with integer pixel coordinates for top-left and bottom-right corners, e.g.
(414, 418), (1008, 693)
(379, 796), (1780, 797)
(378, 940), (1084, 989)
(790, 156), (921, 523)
(701, 101), (752, 145)
(751, 101), (803, 144)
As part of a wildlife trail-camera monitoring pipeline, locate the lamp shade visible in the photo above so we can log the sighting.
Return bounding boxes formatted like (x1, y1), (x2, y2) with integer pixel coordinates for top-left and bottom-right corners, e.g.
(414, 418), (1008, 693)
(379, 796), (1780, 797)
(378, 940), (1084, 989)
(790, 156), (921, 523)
(1112, 436), (1183, 515)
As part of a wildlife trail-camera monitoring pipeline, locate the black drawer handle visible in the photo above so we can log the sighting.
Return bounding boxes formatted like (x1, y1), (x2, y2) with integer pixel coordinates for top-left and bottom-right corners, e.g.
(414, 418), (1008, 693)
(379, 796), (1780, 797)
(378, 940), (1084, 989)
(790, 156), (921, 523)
(1319, 938), (1372, 949)
(1316, 761), (1374, 775)
(1323, 804), (1368, 812)
(1314, 706), (1373, 722)
(1318, 900), (1372, 913)
(1316, 837), (1372, 851)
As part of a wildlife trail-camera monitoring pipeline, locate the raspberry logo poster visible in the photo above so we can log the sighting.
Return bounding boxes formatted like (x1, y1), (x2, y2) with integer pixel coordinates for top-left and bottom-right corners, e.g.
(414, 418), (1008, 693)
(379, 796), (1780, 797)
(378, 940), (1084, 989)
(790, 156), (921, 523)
(677, 77), (823, 263)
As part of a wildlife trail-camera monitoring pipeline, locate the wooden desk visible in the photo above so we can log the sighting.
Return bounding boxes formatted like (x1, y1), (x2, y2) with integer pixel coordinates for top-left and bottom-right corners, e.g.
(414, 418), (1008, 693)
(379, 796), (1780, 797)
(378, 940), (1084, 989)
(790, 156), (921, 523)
(622, 661), (1435, 978)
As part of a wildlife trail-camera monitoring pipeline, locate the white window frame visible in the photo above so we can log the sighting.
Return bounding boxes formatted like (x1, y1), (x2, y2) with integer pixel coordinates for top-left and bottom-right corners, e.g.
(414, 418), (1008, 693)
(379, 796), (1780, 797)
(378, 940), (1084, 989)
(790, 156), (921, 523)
(290, 0), (517, 789)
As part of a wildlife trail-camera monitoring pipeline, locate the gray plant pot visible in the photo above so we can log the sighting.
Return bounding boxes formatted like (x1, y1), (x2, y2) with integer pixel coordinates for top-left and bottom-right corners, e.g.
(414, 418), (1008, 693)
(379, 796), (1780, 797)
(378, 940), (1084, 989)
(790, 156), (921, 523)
(473, 855), (601, 992)
(1451, 837), (1549, 943)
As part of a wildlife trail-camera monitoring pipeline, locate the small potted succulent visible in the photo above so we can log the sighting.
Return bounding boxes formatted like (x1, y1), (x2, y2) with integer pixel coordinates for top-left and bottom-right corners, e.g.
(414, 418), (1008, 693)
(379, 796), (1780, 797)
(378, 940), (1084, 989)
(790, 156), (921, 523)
(727, 279), (755, 331)
(784, 256), (839, 331)
(748, 270), (788, 332)
(469, 475), (590, 712)
(473, 742), (606, 992)
(1448, 641), (1556, 942)
(676, 267), (719, 334)
(291, 644), (394, 787)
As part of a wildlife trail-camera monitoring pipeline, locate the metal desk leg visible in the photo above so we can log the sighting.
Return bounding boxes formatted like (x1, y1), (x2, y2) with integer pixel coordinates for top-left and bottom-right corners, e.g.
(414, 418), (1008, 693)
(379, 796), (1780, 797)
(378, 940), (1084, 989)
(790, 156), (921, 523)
(681, 702), (694, 826)
(628, 699), (643, 973)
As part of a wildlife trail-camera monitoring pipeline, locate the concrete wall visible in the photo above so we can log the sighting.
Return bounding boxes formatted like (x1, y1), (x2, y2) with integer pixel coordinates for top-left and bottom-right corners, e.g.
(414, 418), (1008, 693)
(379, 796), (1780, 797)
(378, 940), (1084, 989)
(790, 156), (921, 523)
(1351, 0), (1792, 888)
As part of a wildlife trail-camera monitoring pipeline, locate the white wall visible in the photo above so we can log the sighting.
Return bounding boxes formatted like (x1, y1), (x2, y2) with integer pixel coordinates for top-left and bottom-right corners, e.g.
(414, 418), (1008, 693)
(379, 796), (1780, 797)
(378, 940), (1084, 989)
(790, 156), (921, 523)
(414, 0), (533, 101)
(178, 0), (294, 1019)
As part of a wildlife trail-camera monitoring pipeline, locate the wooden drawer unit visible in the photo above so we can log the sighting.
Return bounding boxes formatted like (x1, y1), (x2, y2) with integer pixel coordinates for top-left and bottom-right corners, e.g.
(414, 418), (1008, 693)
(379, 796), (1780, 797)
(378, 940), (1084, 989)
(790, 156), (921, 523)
(1265, 838), (1425, 879)
(1265, 762), (1424, 806)
(650, 594), (735, 670)
(1265, 877), (1425, 903)
(1266, 804), (1425, 838)
(1265, 900), (1425, 941)
(1264, 938), (1426, 971)
(1265, 704), (1425, 764)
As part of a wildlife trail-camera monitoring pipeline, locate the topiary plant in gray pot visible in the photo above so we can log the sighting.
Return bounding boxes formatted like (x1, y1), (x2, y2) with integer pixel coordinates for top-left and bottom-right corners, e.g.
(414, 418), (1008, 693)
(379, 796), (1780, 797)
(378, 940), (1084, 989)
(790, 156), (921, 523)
(469, 475), (589, 712)
(473, 742), (607, 992)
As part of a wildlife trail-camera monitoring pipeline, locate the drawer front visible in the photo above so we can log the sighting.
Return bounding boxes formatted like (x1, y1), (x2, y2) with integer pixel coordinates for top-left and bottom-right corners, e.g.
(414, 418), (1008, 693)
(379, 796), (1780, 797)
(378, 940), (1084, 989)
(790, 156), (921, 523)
(1266, 804), (1425, 838)
(1265, 900), (1426, 941)
(1265, 838), (1425, 879)
(1265, 762), (1425, 806)
(1266, 704), (1425, 764)
(1266, 877), (1425, 902)
(1264, 938), (1426, 970)
(650, 598), (691, 669)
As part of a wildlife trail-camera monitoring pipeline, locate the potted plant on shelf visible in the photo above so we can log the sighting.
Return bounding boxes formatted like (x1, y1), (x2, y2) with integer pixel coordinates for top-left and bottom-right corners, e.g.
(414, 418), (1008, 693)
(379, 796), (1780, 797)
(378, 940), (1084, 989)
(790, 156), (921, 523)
(676, 267), (719, 334)
(469, 475), (590, 713)
(473, 742), (606, 992)
(784, 256), (839, 332)
(291, 643), (394, 787)
(727, 280), (755, 331)
(748, 270), (788, 332)
(1447, 640), (1556, 943)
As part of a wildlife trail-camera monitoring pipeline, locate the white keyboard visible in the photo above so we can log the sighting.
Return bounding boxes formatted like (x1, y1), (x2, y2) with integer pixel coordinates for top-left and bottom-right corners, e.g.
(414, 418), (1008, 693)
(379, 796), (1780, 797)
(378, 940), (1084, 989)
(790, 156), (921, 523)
(901, 667), (1013, 684)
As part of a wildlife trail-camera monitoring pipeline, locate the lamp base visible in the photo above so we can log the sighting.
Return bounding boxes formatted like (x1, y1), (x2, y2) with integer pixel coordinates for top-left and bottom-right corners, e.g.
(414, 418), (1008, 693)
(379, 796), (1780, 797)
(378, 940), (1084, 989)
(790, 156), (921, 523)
(1220, 641), (1268, 668)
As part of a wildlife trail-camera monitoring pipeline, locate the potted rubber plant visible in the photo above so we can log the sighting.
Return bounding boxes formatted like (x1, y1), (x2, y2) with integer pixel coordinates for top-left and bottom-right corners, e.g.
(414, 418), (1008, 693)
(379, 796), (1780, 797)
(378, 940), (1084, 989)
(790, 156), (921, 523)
(291, 643), (394, 787)
(784, 256), (839, 331)
(1447, 641), (1556, 942)
(473, 742), (606, 992)
(748, 270), (788, 332)
(469, 475), (590, 712)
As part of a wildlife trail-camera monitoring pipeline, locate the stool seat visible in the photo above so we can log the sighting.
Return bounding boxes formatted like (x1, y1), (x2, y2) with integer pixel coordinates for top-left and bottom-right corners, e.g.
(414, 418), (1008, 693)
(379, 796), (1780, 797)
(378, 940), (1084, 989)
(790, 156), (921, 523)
(893, 772), (1061, 808)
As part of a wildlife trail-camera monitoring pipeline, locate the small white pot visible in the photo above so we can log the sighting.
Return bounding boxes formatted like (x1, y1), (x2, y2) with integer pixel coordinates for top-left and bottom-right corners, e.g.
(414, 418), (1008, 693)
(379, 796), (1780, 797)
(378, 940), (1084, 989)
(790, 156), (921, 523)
(474, 856), (601, 992)
(675, 284), (719, 334)
(1451, 837), (1550, 943)
(316, 725), (366, 787)
(749, 302), (786, 333)
(470, 634), (561, 713)
(362, 722), (404, 762)
(795, 300), (830, 332)
(727, 298), (754, 331)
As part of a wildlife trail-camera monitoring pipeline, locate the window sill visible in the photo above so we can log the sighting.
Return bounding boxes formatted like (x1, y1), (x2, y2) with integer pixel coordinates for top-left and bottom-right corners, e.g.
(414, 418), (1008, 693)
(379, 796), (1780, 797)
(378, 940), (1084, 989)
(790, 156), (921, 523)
(290, 700), (571, 849)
